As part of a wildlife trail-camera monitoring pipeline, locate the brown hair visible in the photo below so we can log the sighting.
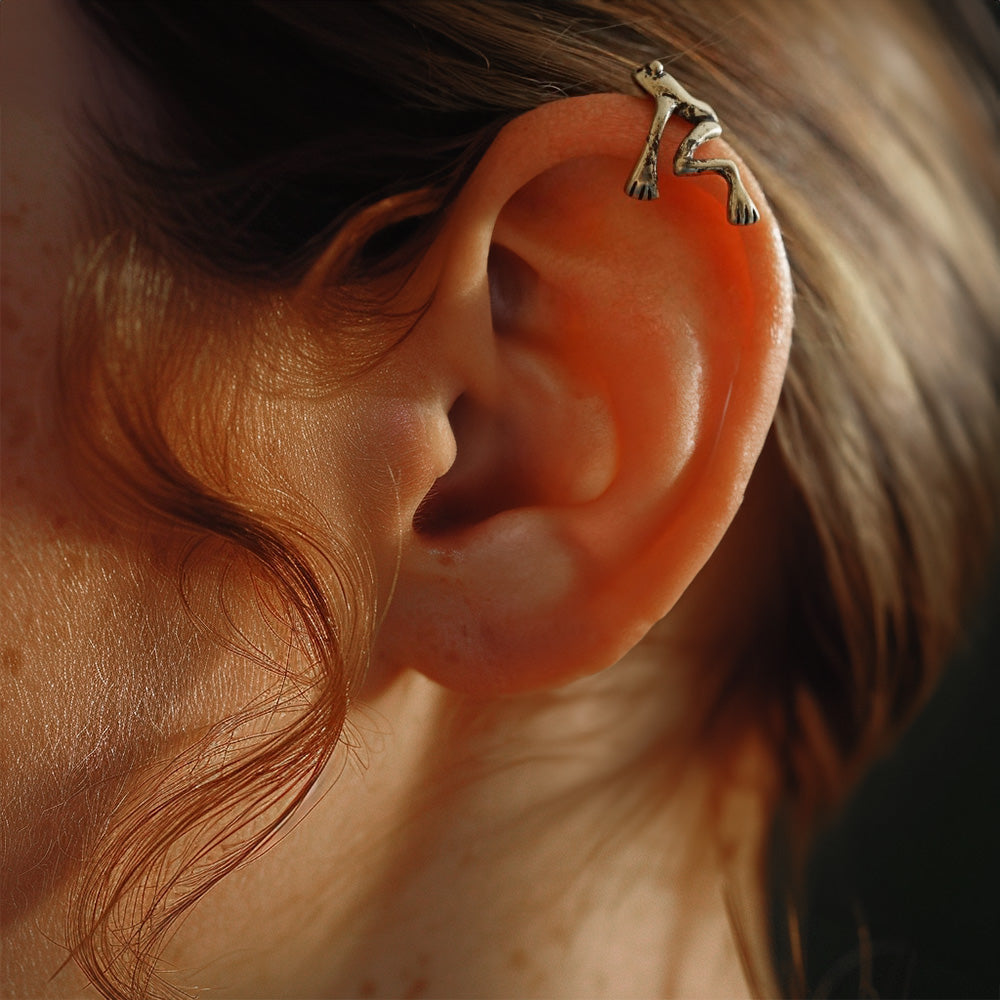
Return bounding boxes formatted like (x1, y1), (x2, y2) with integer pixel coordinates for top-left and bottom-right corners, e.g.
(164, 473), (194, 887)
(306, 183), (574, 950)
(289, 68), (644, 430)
(61, 1), (1000, 996)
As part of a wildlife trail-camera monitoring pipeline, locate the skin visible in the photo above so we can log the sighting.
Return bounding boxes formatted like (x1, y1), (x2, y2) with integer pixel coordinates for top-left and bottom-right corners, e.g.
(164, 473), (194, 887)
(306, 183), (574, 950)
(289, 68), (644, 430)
(2, 1), (792, 996)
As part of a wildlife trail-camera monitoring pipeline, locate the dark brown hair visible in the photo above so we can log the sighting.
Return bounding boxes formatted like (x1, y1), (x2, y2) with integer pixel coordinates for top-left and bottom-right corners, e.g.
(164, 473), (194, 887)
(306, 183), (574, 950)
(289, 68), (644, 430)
(61, 1), (1000, 996)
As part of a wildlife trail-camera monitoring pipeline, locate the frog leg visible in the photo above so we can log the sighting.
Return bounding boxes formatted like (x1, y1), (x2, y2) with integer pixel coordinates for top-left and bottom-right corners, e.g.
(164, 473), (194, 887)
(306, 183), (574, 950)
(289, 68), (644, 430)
(673, 119), (760, 225)
(625, 98), (675, 201)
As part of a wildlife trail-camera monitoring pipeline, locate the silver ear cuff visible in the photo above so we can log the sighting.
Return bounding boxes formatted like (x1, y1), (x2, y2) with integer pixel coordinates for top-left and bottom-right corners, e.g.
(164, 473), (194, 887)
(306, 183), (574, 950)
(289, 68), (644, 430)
(625, 60), (760, 226)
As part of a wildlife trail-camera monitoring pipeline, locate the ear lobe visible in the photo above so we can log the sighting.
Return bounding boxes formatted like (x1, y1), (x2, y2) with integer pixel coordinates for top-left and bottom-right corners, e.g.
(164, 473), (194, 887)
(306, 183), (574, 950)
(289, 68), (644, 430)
(370, 94), (792, 696)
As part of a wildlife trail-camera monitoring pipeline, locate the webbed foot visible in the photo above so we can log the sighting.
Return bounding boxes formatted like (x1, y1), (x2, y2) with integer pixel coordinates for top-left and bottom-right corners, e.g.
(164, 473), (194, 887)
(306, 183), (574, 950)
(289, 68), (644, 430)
(727, 180), (760, 225)
(626, 166), (659, 201)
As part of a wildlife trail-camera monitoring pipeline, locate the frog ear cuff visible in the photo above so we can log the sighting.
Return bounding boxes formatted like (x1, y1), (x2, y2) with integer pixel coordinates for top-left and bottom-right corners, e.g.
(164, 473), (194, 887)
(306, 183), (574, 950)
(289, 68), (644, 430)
(625, 60), (760, 225)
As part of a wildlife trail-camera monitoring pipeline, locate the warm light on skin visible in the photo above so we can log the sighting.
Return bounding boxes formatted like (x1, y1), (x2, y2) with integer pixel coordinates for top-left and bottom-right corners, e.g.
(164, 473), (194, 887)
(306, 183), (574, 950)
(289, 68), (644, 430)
(3, 3), (789, 998)
(2, 0), (146, 943)
(372, 106), (790, 696)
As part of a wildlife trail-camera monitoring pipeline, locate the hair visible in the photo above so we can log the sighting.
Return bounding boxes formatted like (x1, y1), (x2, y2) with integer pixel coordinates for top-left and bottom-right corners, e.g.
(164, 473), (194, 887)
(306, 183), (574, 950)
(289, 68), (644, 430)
(55, 0), (1000, 996)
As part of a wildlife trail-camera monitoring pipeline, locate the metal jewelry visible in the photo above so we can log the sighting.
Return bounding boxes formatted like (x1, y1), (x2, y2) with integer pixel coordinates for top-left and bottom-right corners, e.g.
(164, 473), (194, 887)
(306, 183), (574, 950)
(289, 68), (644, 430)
(625, 60), (760, 225)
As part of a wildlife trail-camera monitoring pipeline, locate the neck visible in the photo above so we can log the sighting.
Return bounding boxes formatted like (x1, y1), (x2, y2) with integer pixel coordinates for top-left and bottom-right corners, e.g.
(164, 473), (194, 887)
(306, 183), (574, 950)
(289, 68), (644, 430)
(10, 634), (777, 999)
(161, 642), (776, 998)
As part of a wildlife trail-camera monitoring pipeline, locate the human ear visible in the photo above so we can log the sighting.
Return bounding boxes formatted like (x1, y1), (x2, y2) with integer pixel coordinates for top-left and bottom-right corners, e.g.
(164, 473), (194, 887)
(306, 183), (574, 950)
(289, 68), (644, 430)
(353, 93), (792, 696)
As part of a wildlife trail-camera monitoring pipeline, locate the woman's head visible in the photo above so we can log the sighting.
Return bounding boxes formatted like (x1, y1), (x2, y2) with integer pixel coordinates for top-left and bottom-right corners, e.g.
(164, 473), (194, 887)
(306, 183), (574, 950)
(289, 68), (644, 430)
(3, 1), (997, 996)
(62, 0), (999, 781)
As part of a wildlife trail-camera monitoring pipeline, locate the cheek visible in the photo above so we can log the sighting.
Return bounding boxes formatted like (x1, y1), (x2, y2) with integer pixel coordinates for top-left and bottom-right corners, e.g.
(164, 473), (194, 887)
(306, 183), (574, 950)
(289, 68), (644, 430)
(0, 530), (215, 923)
(2, 120), (79, 523)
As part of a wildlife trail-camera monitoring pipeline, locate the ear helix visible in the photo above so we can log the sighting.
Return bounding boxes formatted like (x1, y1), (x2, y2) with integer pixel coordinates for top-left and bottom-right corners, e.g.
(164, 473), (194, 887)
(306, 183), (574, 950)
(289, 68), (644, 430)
(366, 94), (791, 698)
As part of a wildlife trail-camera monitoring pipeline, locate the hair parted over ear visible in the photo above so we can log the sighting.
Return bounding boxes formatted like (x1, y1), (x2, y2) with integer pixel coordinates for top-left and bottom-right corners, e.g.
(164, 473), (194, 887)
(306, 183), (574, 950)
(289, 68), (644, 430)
(343, 93), (793, 696)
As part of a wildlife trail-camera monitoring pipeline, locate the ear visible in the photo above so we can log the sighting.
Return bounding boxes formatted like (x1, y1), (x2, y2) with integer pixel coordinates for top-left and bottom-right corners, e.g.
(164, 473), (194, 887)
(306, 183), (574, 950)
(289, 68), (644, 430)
(360, 93), (792, 696)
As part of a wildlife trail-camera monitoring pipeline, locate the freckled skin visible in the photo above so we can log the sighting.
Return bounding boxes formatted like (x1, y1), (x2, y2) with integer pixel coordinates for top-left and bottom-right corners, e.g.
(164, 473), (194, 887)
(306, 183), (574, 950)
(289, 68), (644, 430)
(2, 7), (786, 998)
(2, 644), (25, 677)
(625, 60), (760, 225)
(403, 976), (430, 999)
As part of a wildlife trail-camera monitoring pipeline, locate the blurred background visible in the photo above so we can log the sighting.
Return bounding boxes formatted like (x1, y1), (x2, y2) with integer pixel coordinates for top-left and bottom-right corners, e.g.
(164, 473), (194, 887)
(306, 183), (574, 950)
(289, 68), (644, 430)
(792, 560), (1000, 998)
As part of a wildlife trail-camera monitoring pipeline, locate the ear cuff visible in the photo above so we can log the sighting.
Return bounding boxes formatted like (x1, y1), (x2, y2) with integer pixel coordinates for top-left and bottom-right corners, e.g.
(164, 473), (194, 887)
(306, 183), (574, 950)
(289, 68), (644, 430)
(625, 60), (760, 226)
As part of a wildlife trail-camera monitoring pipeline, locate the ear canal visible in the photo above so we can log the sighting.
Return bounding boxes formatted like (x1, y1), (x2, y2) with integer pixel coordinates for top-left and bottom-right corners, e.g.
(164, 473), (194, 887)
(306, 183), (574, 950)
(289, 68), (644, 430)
(366, 94), (791, 697)
(488, 243), (531, 337)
